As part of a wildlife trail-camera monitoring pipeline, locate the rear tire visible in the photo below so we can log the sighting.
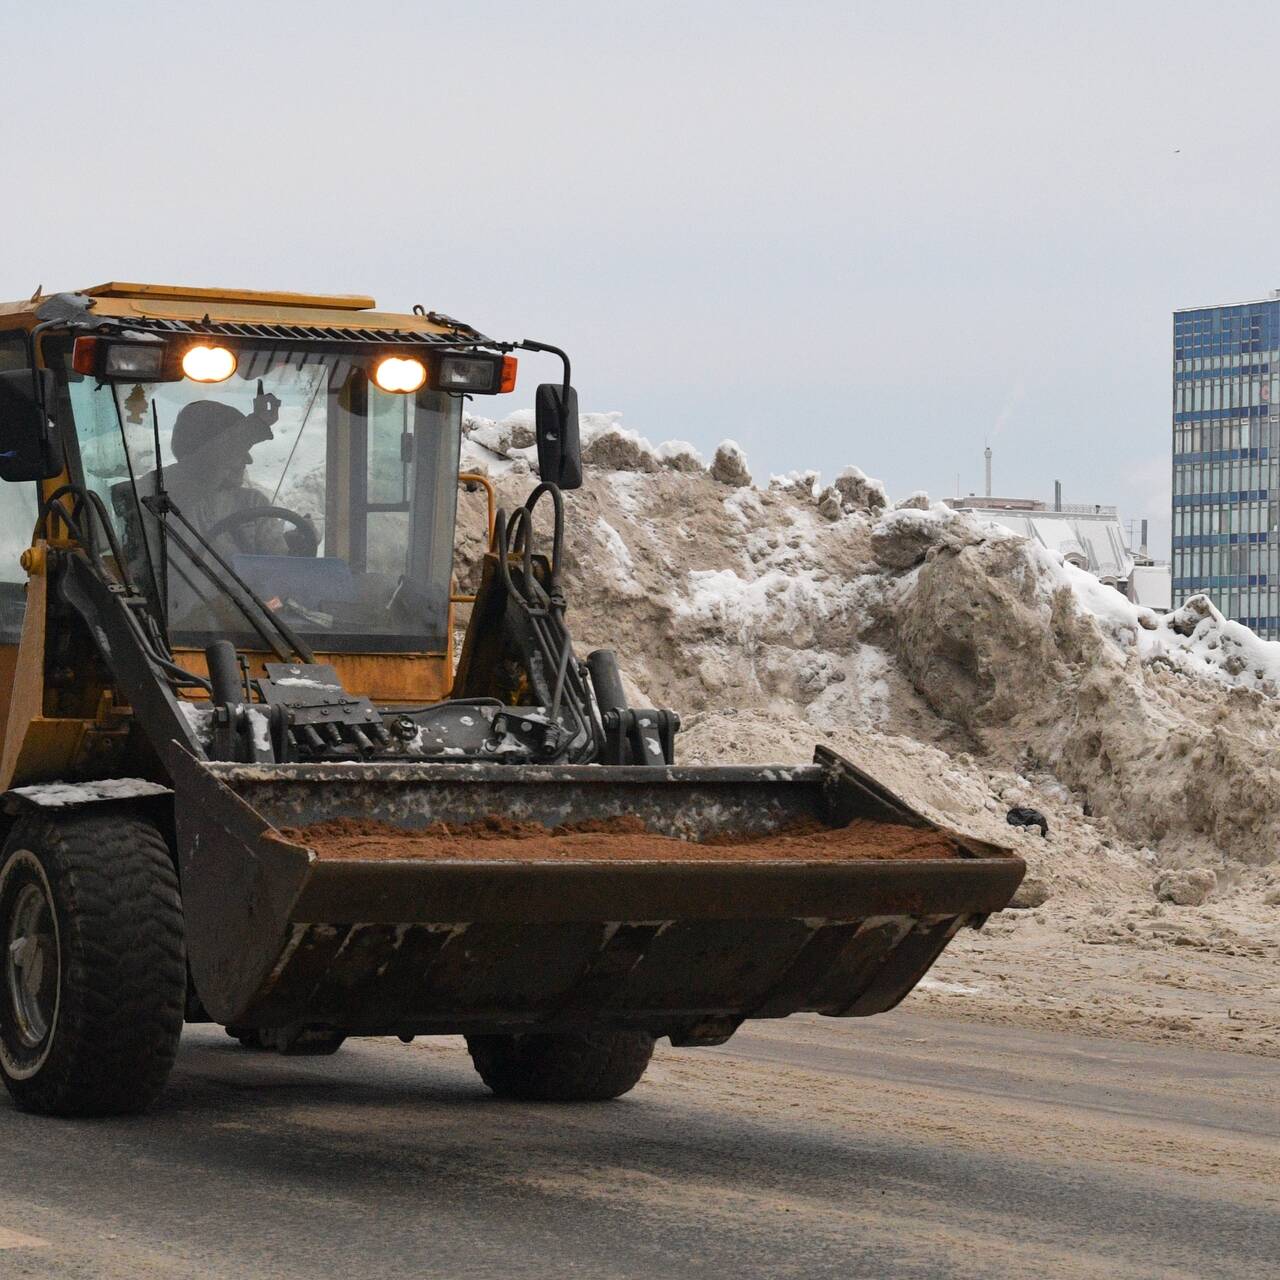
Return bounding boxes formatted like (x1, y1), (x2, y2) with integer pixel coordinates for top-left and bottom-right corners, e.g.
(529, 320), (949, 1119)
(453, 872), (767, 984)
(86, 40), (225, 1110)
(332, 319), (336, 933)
(0, 810), (185, 1116)
(466, 1029), (654, 1101)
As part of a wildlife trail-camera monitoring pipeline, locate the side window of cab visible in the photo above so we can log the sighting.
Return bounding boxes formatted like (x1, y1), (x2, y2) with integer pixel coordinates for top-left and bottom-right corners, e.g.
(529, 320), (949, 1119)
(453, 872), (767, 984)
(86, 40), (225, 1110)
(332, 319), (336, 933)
(0, 333), (40, 642)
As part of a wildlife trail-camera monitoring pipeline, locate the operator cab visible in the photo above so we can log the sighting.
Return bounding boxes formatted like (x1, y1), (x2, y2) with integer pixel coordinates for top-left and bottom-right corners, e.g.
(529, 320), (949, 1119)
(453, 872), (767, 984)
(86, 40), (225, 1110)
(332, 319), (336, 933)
(60, 343), (463, 653)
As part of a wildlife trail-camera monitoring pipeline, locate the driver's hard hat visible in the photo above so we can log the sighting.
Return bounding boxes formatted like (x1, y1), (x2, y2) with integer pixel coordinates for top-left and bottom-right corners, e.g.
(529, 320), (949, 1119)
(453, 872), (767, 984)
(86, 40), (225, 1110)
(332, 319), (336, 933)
(171, 400), (273, 462)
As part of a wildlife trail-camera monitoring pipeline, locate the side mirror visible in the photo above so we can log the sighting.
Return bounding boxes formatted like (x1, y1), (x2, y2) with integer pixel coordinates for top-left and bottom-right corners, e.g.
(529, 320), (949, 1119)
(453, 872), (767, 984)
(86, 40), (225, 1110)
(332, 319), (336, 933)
(534, 382), (582, 490)
(0, 369), (62, 482)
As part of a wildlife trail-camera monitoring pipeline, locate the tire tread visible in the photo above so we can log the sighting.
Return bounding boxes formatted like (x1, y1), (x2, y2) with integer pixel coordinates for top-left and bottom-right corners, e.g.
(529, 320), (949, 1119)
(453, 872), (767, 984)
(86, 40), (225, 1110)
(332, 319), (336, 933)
(466, 1029), (654, 1102)
(1, 809), (185, 1117)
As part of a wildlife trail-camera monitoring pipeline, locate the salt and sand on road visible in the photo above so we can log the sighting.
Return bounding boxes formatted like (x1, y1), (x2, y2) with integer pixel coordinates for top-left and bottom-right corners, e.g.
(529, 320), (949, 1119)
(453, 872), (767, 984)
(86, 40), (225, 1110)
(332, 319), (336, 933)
(0, 1015), (1275, 1280)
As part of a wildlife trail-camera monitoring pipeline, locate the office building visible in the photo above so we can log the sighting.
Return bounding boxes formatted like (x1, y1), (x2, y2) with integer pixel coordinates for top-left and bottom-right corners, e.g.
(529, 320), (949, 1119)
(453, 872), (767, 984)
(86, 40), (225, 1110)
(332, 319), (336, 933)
(1173, 295), (1280, 638)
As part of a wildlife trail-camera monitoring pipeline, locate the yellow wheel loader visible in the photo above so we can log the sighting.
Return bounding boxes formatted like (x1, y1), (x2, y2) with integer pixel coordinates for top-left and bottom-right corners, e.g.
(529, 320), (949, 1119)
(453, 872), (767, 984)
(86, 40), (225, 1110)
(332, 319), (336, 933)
(0, 283), (1023, 1115)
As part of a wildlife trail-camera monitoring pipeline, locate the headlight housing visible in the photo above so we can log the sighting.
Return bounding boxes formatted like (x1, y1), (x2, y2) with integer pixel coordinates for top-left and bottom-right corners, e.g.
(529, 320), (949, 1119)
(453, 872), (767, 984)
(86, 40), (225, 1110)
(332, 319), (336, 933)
(437, 354), (502, 392)
(372, 352), (517, 395)
(72, 336), (178, 380)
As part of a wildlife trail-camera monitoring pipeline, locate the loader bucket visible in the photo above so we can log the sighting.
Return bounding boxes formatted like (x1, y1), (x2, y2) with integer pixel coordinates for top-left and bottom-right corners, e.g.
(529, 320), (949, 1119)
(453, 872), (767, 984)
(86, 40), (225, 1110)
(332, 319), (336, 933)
(166, 744), (1023, 1042)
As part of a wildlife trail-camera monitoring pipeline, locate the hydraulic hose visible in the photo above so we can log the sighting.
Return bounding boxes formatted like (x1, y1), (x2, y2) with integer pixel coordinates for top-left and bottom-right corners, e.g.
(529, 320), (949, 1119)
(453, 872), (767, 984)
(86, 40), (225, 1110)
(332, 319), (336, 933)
(494, 484), (602, 761)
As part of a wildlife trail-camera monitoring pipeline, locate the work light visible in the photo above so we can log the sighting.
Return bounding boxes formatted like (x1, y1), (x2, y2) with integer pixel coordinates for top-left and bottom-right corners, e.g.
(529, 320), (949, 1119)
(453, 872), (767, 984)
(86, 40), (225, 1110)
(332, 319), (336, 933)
(374, 356), (428, 394)
(181, 345), (237, 383)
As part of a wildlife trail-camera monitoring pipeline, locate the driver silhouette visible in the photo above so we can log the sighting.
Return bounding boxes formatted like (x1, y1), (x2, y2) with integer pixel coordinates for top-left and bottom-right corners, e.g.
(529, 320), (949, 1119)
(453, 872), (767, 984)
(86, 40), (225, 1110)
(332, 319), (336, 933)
(164, 400), (289, 556)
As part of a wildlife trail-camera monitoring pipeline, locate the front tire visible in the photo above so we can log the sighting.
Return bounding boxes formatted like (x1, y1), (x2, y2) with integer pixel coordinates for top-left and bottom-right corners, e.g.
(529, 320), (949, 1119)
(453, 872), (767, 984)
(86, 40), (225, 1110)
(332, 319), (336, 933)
(0, 810), (185, 1116)
(466, 1029), (654, 1101)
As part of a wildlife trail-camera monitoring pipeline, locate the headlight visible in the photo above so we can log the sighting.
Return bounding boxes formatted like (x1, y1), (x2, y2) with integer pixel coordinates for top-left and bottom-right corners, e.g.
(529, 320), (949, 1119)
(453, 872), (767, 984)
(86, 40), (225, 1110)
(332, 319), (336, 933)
(72, 336), (173, 380)
(437, 354), (501, 393)
(106, 344), (169, 379)
(374, 356), (428, 394)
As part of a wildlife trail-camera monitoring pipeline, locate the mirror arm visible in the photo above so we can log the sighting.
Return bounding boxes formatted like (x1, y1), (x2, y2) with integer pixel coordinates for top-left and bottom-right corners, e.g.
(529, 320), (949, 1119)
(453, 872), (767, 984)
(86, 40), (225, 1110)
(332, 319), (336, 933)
(516, 338), (572, 425)
(25, 319), (63, 411)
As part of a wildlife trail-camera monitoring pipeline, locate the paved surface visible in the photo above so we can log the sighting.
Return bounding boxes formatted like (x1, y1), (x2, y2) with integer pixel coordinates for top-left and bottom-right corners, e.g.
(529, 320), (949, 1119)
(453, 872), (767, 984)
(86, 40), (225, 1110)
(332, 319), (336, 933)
(0, 1011), (1276, 1278)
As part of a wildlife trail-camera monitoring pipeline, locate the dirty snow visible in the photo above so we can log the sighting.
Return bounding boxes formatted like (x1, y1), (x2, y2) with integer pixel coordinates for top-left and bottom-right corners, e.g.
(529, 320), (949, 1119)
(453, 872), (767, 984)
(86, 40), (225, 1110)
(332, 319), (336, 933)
(245, 707), (272, 755)
(176, 700), (214, 742)
(10, 778), (172, 806)
(455, 409), (1280, 1056)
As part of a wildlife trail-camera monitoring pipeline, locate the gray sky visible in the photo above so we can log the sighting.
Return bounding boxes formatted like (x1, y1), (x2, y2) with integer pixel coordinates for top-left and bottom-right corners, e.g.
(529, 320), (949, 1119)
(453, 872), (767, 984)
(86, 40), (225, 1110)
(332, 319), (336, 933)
(5, 1), (1279, 555)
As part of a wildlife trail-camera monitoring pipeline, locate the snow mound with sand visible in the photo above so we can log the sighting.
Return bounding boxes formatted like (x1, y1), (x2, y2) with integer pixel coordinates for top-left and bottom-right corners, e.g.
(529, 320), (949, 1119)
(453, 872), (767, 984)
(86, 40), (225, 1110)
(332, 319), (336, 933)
(456, 411), (1280, 919)
(457, 408), (1280, 1055)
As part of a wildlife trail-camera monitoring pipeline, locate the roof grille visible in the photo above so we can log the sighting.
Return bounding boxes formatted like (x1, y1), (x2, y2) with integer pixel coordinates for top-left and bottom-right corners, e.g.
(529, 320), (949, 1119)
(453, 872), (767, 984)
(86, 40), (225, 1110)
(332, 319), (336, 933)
(118, 315), (487, 346)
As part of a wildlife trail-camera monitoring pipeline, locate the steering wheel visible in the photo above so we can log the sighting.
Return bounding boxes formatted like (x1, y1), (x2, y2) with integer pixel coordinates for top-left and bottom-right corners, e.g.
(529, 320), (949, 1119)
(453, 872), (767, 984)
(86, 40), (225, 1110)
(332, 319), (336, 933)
(203, 506), (319, 557)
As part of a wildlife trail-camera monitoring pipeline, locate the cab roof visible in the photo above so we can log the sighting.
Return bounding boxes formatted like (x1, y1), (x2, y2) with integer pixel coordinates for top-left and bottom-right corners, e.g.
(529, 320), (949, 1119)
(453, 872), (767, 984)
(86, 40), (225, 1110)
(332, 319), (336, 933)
(0, 282), (464, 338)
(85, 282), (378, 310)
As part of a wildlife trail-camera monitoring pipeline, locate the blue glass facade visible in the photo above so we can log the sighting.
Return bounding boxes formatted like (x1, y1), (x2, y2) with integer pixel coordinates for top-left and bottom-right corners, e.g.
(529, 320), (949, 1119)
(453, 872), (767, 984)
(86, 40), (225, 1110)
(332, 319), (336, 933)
(1172, 298), (1280, 638)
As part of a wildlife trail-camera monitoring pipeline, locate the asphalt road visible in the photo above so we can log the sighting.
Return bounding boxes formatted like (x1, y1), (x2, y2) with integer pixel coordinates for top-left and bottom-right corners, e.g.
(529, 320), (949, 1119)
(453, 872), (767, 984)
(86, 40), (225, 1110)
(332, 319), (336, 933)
(0, 1011), (1275, 1279)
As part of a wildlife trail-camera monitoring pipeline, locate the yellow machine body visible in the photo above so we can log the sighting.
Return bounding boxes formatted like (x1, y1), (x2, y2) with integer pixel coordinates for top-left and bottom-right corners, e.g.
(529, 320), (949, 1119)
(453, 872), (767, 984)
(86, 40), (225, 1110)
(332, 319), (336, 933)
(0, 282), (491, 787)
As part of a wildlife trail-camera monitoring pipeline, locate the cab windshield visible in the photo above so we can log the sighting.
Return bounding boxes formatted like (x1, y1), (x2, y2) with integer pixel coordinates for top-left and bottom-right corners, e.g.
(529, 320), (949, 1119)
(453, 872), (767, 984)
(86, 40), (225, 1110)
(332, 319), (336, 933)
(60, 344), (462, 652)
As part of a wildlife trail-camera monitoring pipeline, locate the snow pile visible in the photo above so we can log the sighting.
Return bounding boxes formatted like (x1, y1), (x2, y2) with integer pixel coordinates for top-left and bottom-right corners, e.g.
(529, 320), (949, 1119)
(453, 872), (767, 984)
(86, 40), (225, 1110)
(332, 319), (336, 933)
(1063, 567), (1280, 695)
(462, 415), (535, 475)
(463, 410), (704, 480)
(579, 413), (662, 473)
(877, 506), (1280, 865)
(467, 410), (535, 460)
(451, 411), (1280, 1051)
(455, 409), (1280, 882)
(710, 440), (751, 487)
(821, 465), (888, 518)
(655, 440), (704, 473)
(869, 502), (1007, 569)
(868, 502), (1280, 696)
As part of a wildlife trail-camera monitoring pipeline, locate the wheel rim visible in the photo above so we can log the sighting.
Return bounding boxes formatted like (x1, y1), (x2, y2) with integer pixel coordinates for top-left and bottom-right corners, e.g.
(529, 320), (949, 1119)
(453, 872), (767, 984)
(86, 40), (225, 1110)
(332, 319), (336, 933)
(6, 880), (58, 1049)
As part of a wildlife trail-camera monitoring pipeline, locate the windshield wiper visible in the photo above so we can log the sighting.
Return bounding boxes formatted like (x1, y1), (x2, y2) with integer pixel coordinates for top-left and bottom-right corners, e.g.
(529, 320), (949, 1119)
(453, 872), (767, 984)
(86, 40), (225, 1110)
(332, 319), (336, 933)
(138, 394), (313, 664)
(109, 385), (166, 643)
(141, 493), (314, 663)
(150, 399), (168, 624)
